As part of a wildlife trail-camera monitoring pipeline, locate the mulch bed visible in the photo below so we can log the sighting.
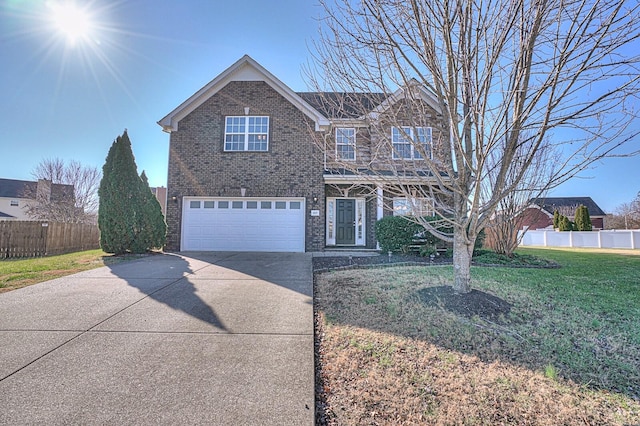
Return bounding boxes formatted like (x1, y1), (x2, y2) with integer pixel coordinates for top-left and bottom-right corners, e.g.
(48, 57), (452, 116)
(417, 286), (512, 322)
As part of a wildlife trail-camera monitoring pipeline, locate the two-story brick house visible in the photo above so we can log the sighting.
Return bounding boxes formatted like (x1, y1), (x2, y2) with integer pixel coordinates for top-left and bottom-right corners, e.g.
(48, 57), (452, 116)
(159, 55), (447, 252)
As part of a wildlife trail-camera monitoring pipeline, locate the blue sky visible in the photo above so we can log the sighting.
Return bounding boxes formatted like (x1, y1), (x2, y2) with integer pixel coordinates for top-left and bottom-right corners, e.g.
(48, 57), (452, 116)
(1, 0), (638, 213)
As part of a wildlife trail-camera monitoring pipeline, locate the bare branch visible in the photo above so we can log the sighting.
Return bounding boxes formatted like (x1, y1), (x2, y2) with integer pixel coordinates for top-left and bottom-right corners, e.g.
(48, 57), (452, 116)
(25, 157), (101, 224)
(306, 0), (640, 292)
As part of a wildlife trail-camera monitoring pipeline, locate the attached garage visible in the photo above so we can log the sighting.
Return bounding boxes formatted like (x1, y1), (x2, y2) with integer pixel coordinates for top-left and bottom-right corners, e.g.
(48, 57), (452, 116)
(181, 197), (306, 252)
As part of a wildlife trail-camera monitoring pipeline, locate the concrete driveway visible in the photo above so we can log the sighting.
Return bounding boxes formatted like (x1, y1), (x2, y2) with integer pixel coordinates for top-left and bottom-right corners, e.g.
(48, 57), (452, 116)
(0, 252), (314, 425)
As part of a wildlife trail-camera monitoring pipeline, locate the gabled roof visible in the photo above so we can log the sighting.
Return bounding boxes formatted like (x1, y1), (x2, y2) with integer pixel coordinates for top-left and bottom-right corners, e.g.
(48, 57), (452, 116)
(298, 83), (442, 121)
(297, 92), (388, 119)
(0, 210), (15, 218)
(158, 55), (330, 132)
(0, 178), (36, 198)
(530, 197), (606, 217)
(367, 81), (443, 118)
(0, 178), (74, 201)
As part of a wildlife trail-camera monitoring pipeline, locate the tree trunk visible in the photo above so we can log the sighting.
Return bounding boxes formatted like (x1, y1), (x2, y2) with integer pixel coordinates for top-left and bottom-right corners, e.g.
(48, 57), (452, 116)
(452, 230), (473, 293)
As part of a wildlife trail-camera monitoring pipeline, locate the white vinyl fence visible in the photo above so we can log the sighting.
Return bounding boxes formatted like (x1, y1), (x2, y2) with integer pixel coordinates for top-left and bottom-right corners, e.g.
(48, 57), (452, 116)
(519, 229), (640, 249)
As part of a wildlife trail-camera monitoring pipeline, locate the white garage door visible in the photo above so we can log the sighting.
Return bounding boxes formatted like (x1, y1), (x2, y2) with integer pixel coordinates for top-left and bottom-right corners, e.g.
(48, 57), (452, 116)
(181, 197), (305, 252)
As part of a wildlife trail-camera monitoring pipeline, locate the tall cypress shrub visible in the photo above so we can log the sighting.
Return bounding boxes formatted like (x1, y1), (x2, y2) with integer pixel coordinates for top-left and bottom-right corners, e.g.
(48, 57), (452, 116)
(135, 171), (167, 251)
(574, 205), (592, 231)
(553, 210), (560, 229)
(558, 214), (573, 231)
(98, 130), (147, 254)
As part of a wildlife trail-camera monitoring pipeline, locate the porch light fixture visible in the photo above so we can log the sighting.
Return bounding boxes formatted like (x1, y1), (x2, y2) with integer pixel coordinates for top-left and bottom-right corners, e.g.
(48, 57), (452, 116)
(171, 196), (179, 204)
(240, 187), (247, 197)
(312, 196), (318, 204)
(244, 107), (250, 115)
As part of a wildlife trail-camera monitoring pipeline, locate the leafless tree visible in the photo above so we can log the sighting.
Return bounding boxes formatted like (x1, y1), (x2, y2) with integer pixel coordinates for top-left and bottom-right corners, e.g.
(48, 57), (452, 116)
(485, 135), (558, 256)
(606, 191), (640, 229)
(24, 158), (101, 224)
(306, 0), (640, 292)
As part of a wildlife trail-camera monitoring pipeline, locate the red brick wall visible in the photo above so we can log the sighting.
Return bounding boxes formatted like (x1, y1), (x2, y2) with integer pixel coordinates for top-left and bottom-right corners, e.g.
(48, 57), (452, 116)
(519, 207), (553, 230)
(166, 81), (325, 251)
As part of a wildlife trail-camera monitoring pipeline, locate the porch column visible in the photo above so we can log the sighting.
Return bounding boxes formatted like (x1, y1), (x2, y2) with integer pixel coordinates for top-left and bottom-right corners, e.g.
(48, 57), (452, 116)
(376, 186), (384, 221)
(376, 186), (384, 250)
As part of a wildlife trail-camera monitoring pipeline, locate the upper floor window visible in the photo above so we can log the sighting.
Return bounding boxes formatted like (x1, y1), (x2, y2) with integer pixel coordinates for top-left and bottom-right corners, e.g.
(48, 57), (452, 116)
(10, 200), (19, 207)
(224, 116), (269, 152)
(392, 126), (432, 160)
(336, 128), (355, 160)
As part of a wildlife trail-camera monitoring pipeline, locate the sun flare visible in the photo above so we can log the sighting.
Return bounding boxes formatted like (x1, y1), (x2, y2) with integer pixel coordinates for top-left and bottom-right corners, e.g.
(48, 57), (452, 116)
(49, 2), (92, 45)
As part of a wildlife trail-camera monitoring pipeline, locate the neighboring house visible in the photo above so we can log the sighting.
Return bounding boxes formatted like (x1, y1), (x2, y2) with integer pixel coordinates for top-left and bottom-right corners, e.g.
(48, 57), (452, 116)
(0, 178), (74, 221)
(519, 197), (606, 230)
(151, 186), (168, 218)
(158, 55), (448, 252)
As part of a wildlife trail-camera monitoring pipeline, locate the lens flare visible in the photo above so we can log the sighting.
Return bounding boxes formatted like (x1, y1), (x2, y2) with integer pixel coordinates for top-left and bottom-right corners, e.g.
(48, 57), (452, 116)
(49, 2), (92, 45)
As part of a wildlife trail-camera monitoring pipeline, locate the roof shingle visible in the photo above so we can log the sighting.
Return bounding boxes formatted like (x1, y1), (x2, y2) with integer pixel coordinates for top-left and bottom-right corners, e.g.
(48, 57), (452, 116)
(530, 197), (606, 216)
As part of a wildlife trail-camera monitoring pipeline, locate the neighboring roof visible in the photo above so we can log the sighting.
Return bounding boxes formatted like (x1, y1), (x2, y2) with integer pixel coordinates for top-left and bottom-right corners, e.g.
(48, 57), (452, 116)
(0, 178), (36, 198)
(0, 178), (74, 201)
(0, 210), (15, 218)
(297, 92), (388, 119)
(530, 197), (606, 216)
(158, 55), (330, 132)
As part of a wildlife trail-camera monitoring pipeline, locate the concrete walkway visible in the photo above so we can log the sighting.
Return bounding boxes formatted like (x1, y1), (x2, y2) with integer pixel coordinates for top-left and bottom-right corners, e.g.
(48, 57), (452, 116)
(0, 252), (314, 425)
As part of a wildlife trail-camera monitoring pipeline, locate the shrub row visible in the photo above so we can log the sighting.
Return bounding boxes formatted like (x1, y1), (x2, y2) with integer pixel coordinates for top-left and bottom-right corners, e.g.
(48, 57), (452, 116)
(375, 215), (484, 256)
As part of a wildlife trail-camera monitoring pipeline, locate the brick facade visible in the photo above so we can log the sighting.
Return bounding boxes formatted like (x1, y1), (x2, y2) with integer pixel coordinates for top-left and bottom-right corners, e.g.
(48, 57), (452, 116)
(161, 57), (454, 252)
(518, 206), (605, 231)
(320, 99), (448, 173)
(165, 81), (325, 251)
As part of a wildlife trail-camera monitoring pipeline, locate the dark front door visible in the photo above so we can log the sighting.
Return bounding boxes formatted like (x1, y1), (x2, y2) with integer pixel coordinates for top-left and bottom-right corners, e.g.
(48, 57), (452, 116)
(336, 199), (356, 245)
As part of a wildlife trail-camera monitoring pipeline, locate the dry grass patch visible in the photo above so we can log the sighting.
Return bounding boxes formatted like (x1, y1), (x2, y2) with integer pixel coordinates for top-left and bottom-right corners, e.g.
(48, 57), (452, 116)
(315, 251), (640, 425)
(0, 250), (142, 292)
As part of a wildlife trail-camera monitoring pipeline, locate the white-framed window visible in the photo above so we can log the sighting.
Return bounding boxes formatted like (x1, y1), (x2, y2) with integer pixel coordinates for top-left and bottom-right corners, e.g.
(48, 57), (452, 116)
(391, 126), (432, 159)
(336, 128), (355, 160)
(224, 116), (269, 152)
(393, 197), (434, 217)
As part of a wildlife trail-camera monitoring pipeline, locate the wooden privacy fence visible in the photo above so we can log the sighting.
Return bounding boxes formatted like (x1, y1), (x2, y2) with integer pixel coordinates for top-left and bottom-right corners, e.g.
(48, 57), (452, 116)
(0, 221), (100, 259)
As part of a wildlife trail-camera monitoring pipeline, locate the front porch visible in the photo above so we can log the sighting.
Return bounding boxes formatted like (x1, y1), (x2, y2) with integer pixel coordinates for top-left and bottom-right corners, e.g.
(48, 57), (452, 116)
(324, 184), (385, 250)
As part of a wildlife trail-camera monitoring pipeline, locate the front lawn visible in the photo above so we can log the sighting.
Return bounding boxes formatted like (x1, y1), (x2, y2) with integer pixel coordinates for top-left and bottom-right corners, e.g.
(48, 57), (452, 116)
(0, 249), (133, 293)
(315, 248), (640, 425)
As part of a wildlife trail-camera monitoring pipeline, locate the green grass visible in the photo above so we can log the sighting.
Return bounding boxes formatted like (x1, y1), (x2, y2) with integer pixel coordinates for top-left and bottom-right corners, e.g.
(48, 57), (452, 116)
(315, 247), (640, 423)
(0, 249), (133, 292)
(472, 248), (558, 267)
(474, 248), (640, 393)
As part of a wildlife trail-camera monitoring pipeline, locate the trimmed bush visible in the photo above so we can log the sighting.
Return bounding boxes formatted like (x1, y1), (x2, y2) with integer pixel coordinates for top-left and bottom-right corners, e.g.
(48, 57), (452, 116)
(558, 214), (574, 231)
(375, 216), (423, 253)
(376, 215), (453, 254)
(574, 205), (592, 231)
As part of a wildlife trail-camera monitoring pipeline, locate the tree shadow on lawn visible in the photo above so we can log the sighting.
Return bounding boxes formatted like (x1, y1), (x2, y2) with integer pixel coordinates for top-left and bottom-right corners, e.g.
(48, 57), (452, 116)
(314, 268), (640, 402)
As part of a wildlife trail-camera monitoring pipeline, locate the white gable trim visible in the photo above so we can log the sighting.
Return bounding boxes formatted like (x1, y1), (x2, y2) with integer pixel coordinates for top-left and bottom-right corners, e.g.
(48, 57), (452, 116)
(366, 81), (442, 120)
(158, 55), (330, 132)
(527, 203), (555, 218)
